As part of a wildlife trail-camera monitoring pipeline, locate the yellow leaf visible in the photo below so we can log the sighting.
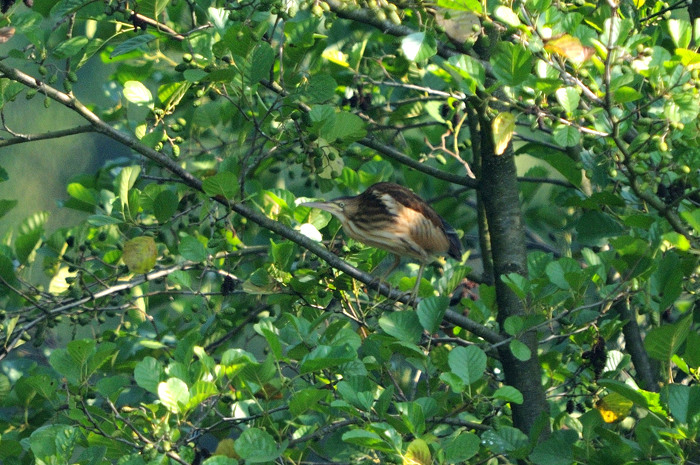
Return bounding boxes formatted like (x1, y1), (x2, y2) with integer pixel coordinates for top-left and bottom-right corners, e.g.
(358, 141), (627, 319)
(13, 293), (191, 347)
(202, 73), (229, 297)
(404, 438), (431, 465)
(122, 236), (157, 274)
(322, 49), (350, 67)
(595, 392), (633, 423)
(214, 438), (239, 458)
(492, 111), (515, 155)
(544, 34), (595, 65)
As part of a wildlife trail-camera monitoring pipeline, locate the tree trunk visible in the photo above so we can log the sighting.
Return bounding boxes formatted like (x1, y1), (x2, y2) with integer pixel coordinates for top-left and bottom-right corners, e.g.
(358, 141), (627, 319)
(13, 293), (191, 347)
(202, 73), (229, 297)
(478, 111), (550, 437)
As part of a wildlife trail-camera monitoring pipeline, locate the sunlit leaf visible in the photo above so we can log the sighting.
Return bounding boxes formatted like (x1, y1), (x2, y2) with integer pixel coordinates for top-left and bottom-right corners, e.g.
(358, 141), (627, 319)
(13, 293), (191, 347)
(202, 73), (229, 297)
(596, 392), (633, 423)
(401, 32), (437, 62)
(544, 34), (595, 64)
(158, 378), (189, 414)
(122, 236), (157, 273)
(492, 111), (515, 155)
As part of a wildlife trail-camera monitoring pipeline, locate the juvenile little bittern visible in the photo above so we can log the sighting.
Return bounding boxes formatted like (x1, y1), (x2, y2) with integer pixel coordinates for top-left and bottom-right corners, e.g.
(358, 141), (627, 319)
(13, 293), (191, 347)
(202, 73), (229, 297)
(301, 182), (462, 295)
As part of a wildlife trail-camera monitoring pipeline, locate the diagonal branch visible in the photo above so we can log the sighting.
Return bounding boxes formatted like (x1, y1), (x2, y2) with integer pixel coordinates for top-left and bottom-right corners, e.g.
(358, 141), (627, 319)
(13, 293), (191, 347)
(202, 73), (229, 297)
(0, 61), (502, 346)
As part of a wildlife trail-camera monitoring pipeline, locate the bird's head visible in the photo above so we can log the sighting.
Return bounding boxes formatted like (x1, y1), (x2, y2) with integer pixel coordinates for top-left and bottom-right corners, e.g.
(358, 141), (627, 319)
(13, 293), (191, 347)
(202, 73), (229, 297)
(299, 197), (359, 225)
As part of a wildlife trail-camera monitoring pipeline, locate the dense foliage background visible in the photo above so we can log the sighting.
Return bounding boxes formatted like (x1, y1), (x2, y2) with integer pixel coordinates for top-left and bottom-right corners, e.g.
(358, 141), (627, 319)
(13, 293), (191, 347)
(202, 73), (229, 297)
(0, 0), (698, 464)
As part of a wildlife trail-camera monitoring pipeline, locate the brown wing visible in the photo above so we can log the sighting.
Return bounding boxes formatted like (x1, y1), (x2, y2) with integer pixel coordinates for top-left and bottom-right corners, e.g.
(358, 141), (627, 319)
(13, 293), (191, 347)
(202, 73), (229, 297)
(367, 183), (463, 260)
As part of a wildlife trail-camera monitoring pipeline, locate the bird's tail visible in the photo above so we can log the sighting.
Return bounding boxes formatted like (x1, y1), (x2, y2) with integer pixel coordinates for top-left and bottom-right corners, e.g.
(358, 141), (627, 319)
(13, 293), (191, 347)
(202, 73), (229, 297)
(441, 218), (463, 260)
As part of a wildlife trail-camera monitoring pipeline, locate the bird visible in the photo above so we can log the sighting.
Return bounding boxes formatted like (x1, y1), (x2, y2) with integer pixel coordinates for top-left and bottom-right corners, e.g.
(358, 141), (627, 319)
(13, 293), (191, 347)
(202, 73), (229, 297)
(300, 182), (462, 297)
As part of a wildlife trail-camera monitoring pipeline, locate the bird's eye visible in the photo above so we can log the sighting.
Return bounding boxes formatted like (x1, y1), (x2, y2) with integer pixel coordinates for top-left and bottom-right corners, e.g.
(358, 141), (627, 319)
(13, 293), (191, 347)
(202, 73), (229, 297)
(337, 201), (345, 208)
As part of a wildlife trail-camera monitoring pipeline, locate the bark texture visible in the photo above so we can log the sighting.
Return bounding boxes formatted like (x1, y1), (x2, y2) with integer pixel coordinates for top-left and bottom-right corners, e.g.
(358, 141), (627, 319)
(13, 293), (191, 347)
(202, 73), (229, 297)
(478, 112), (550, 437)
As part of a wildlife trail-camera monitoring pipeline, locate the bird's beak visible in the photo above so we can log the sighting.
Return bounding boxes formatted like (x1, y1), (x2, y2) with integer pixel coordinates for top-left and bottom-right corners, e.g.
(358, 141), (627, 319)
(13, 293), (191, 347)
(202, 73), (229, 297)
(299, 201), (340, 216)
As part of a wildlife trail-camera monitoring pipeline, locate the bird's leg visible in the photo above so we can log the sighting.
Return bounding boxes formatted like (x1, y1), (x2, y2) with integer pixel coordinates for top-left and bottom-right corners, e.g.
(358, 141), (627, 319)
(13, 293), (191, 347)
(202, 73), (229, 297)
(409, 263), (426, 304)
(382, 254), (401, 279)
(370, 254), (401, 292)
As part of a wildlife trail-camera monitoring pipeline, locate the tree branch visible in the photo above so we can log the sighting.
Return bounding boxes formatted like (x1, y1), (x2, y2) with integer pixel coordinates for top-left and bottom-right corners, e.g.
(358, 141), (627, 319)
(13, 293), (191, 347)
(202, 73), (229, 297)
(0, 124), (95, 147)
(0, 61), (501, 346)
(360, 136), (478, 188)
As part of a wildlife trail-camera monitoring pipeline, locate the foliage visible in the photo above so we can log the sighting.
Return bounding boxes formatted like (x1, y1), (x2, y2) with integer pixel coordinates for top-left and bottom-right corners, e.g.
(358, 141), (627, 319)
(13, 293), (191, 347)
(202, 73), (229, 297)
(0, 0), (698, 464)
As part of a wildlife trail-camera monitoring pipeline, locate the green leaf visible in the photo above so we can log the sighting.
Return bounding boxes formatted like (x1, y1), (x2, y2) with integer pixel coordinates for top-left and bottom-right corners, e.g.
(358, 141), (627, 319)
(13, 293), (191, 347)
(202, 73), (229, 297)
(202, 456), (238, 465)
(644, 314), (692, 362)
(49, 349), (81, 384)
(67, 182), (97, 205)
(158, 378), (190, 414)
(117, 165), (141, 213)
(248, 43), (275, 84)
(87, 214), (123, 226)
(684, 331), (700, 368)
(444, 432), (480, 463)
(139, 0), (170, 16)
(180, 235), (207, 262)
(0, 374), (10, 404)
(436, 0), (482, 13)
(270, 240), (295, 271)
(401, 32), (438, 62)
(341, 429), (388, 450)
(183, 69), (208, 82)
(665, 384), (700, 424)
(53, 36), (88, 58)
(0, 199), (17, 219)
(652, 251), (684, 310)
(378, 311), (423, 343)
(552, 125), (581, 147)
(597, 379), (648, 407)
(481, 426), (529, 454)
(300, 344), (356, 373)
(134, 357), (163, 394)
(289, 388), (329, 416)
(50, 340), (98, 385)
(51, 0), (90, 17)
(529, 430), (577, 465)
(186, 381), (218, 409)
(493, 385), (524, 404)
(154, 189), (178, 223)
(681, 209), (700, 233)
(491, 42), (532, 86)
(503, 316), (523, 335)
(30, 425), (77, 464)
(202, 171), (239, 199)
(613, 86), (643, 103)
(662, 232), (690, 251)
(665, 92), (700, 124)
(324, 111), (367, 144)
(0, 254), (18, 291)
(96, 376), (129, 402)
(416, 296), (449, 333)
(110, 33), (156, 58)
(545, 257), (581, 290)
(23, 375), (58, 401)
(305, 74), (337, 104)
(555, 87), (580, 114)
(234, 428), (283, 462)
(518, 143), (582, 187)
(15, 228), (42, 264)
(445, 54), (485, 94)
(123, 81), (154, 107)
(448, 345), (486, 385)
(576, 211), (624, 244)
(509, 339), (532, 361)
(502, 273), (529, 300)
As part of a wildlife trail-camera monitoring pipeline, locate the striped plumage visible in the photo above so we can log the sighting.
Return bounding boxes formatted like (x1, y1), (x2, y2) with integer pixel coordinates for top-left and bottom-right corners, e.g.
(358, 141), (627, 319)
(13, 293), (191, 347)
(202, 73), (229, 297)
(301, 182), (462, 293)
